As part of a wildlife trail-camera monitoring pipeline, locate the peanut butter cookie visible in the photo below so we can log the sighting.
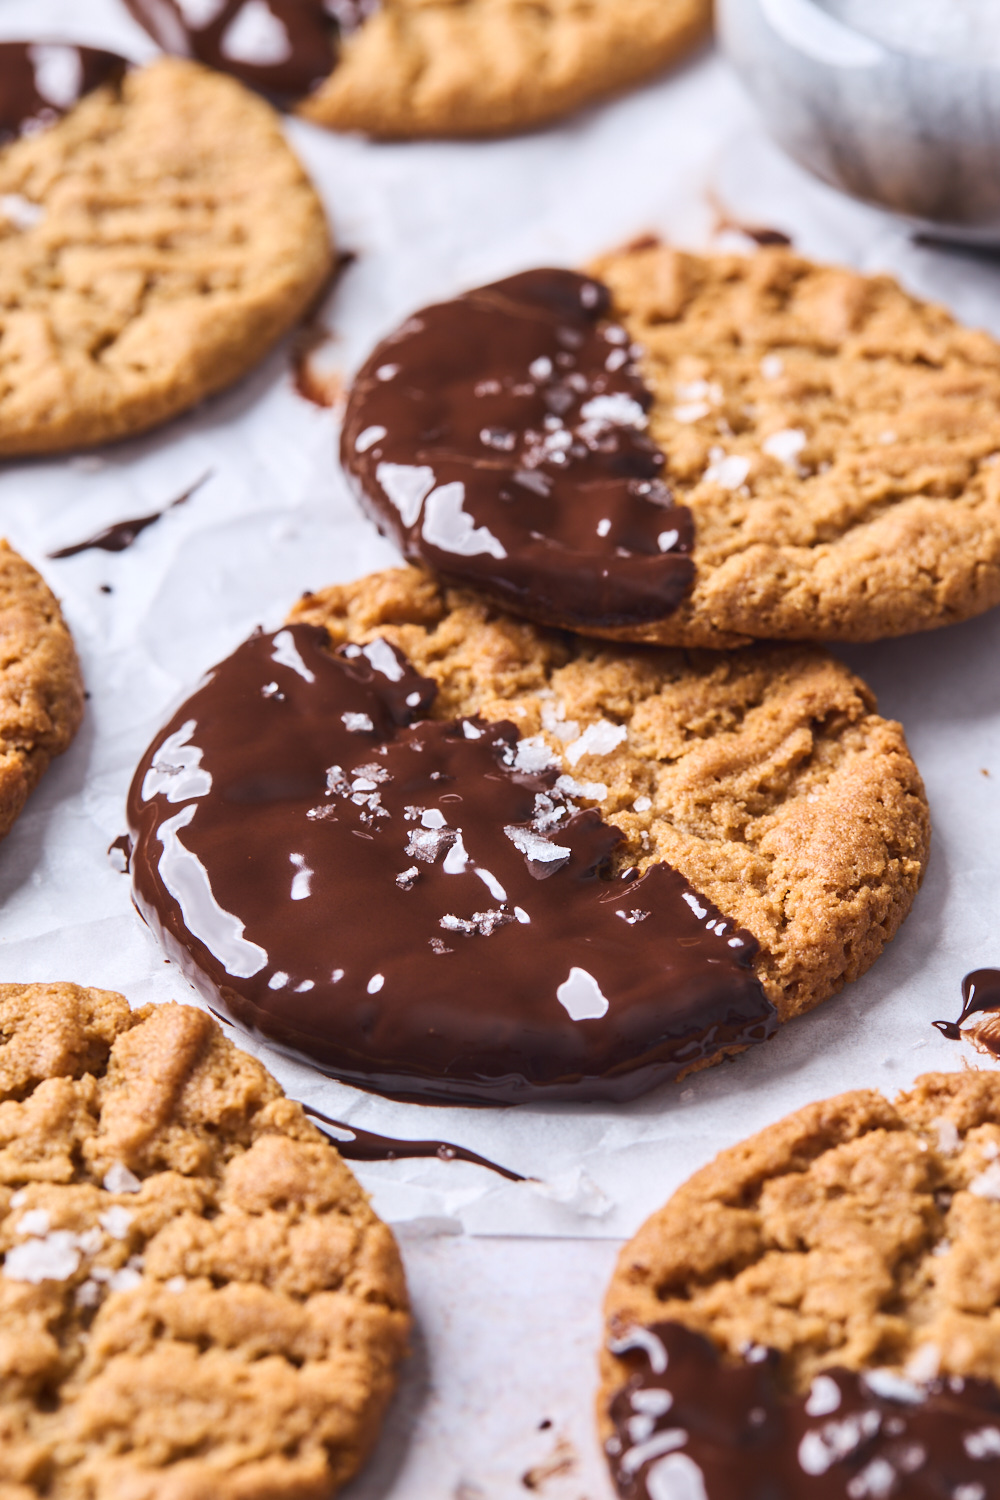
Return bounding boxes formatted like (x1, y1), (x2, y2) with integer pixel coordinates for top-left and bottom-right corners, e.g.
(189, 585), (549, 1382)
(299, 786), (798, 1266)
(343, 250), (1000, 647)
(0, 541), (82, 840)
(0, 54), (332, 454)
(125, 0), (711, 138)
(124, 565), (927, 1106)
(0, 982), (409, 1498)
(600, 1073), (1000, 1499)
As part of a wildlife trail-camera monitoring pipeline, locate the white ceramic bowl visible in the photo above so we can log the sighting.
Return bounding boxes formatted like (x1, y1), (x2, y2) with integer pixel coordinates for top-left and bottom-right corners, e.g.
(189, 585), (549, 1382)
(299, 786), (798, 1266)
(717, 0), (1000, 237)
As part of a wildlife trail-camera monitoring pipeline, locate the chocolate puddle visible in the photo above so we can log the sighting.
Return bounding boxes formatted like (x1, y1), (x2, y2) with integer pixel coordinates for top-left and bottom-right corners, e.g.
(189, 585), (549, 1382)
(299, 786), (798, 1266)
(304, 1104), (527, 1182)
(934, 967), (1000, 1057)
(342, 268), (695, 632)
(0, 42), (125, 144)
(607, 1321), (1000, 1500)
(126, 623), (775, 1105)
(49, 473), (210, 558)
(124, 0), (375, 107)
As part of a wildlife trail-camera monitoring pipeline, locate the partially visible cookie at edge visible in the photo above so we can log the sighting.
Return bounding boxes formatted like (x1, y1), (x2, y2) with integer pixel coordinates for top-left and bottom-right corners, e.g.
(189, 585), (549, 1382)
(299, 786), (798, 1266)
(0, 55), (332, 454)
(290, 565), (930, 1031)
(0, 541), (82, 839)
(125, 0), (711, 139)
(302, 0), (712, 138)
(0, 982), (409, 1498)
(599, 1073), (1000, 1497)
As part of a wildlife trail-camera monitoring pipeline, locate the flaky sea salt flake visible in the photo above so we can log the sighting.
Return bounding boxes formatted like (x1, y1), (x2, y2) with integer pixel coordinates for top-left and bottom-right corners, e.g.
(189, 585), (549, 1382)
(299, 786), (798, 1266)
(763, 427), (807, 467)
(99, 1206), (134, 1241)
(16, 1209), (51, 1238)
(579, 393), (647, 429)
(565, 719), (627, 766)
(504, 825), (571, 868)
(4, 1231), (81, 1283)
(704, 452), (751, 490)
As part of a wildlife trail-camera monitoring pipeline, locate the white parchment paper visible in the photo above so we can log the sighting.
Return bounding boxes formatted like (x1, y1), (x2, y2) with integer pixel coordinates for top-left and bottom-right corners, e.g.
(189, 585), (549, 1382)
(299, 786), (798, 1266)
(2, 0), (999, 1253)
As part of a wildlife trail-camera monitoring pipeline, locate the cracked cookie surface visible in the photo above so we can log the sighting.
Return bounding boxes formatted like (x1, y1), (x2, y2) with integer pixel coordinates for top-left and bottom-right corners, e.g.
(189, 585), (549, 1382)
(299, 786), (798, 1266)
(0, 983), (409, 1499)
(601, 1071), (1000, 1421)
(587, 243), (1000, 647)
(0, 57), (332, 455)
(290, 566), (929, 1026)
(300, 0), (711, 138)
(0, 542), (82, 841)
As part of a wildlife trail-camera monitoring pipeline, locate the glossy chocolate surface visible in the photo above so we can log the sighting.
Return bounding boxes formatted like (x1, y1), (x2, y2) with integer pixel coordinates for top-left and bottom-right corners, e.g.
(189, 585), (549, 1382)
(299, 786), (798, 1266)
(304, 1105), (526, 1181)
(49, 473), (209, 558)
(934, 967), (1000, 1055)
(607, 1321), (1000, 1500)
(342, 269), (695, 632)
(0, 42), (125, 142)
(52, 509), (170, 557)
(124, 0), (375, 106)
(126, 624), (774, 1105)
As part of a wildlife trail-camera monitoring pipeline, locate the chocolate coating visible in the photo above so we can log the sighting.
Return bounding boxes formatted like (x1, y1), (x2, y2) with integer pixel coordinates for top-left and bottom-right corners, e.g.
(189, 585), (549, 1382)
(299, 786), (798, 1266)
(934, 967), (1000, 1054)
(0, 42), (125, 142)
(607, 1321), (1000, 1500)
(126, 623), (774, 1105)
(123, 1), (374, 106)
(304, 1105), (526, 1181)
(49, 473), (209, 558)
(342, 269), (696, 632)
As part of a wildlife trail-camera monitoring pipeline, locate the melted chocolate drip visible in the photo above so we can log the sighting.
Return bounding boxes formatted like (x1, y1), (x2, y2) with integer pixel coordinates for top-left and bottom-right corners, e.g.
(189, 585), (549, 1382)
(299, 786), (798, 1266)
(304, 1104), (526, 1181)
(49, 473), (210, 558)
(342, 269), (696, 632)
(108, 834), (132, 874)
(743, 225), (793, 247)
(934, 968), (1000, 1051)
(123, 0), (375, 107)
(0, 42), (125, 143)
(607, 1321), (1000, 1500)
(126, 624), (775, 1105)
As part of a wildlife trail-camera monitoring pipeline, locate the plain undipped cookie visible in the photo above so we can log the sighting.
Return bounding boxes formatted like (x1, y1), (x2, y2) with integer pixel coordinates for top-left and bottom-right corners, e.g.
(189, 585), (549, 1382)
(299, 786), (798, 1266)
(590, 243), (1000, 647)
(0, 983), (409, 1499)
(0, 541), (82, 840)
(601, 1071), (1000, 1403)
(0, 56), (332, 454)
(290, 565), (930, 1031)
(302, 0), (711, 137)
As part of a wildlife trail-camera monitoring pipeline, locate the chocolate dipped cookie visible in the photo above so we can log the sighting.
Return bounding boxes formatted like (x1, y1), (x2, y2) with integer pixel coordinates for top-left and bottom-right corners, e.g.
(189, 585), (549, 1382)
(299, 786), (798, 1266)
(343, 249), (1000, 647)
(126, 567), (928, 1106)
(124, 0), (711, 138)
(0, 51), (331, 454)
(0, 983), (409, 1498)
(601, 1073), (1000, 1500)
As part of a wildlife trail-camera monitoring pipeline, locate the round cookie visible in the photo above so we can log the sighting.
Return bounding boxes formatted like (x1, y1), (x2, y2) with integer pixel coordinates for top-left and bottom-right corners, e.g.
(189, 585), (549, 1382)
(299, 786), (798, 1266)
(0, 54), (332, 455)
(600, 1073), (1000, 1499)
(127, 565), (928, 1106)
(0, 982), (409, 1497)
(343, 248), (1000, 648)
(124, 0), (711, 138)
(0, 540), (83, 839)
